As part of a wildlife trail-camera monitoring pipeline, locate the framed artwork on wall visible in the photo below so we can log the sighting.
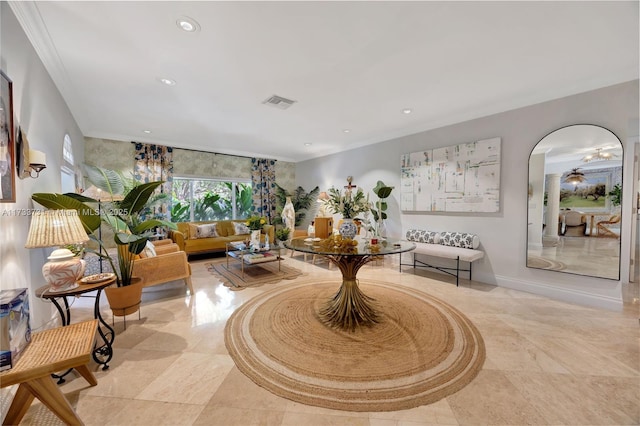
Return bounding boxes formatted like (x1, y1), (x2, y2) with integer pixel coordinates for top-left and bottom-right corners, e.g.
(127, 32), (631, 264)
(400, 137), (501, 213)
(0, 70), (15, 203)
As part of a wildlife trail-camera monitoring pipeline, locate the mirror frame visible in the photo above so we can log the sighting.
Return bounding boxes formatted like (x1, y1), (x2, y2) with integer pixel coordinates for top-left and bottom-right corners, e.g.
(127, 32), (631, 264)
(525, 124), (624, 281)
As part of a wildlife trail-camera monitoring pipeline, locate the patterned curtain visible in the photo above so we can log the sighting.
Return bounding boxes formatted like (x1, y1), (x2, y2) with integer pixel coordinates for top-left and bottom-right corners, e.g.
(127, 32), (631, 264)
(251, 158), (277, 224)
(134, 143), (173, 221)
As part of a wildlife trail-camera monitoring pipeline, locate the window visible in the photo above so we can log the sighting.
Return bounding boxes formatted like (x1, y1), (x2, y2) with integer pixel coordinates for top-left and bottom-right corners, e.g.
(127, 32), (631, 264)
(62, 134), (74, 167)
(171, 178), (252, 222)
(61, 134), (75, 193)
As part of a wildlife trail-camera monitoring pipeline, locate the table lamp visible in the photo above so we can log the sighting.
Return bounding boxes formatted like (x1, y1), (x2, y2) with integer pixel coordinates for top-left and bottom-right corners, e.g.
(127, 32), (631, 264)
(317, 191), (329, 217)
(25, 210), (89, 292)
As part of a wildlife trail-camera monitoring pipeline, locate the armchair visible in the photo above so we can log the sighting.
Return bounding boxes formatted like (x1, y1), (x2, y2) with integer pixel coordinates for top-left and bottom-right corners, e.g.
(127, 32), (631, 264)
(559, 211), (587, 236)
(596, 215), (621, 238)
(135, 240), (194, 294)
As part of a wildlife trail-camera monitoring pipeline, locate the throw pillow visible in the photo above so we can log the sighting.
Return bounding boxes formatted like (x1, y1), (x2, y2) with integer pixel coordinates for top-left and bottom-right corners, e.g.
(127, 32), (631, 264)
(143, 241), (157, 258)
(188, 223), (199, 240)
(195, 223), (219, 239)
(439, 231), (479, 249)
(232, 222), (251, 235)
(405, 229), (440, 244)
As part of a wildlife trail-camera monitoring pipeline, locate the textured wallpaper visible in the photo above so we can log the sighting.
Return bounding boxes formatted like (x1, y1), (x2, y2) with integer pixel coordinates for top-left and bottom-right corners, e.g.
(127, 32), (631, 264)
(84, 137), (295, 189)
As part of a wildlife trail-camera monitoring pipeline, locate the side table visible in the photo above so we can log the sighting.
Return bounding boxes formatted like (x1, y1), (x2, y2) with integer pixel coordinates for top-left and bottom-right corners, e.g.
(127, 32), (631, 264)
(36, 276), (116, 382)
(0, 319), (98, 425)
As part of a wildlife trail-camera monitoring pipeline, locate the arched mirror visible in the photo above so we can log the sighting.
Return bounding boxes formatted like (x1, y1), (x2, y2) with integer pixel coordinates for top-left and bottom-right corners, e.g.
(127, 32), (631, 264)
(527, 124), (623, 280)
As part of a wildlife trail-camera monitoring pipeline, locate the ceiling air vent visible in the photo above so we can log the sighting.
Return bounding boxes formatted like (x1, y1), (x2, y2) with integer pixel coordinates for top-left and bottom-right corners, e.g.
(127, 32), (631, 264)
(262, 95), (296, 110)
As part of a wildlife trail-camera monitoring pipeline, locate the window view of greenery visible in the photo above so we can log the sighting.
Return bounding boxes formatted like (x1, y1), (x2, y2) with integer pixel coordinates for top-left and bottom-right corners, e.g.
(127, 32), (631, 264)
(171, 179), (253, 222)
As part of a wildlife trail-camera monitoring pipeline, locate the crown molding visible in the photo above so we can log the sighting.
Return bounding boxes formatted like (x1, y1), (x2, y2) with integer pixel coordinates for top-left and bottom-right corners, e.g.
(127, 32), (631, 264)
(8, 1), (87, 127)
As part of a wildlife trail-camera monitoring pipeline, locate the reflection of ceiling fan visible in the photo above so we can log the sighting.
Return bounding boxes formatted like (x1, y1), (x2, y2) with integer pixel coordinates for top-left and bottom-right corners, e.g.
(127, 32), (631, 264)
(582, 147), (616, 163)
(564, 168), (585, 185)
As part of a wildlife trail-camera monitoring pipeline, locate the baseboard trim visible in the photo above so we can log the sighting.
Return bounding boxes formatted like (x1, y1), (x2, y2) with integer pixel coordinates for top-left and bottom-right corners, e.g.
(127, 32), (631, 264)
(492, 274), (623, 311)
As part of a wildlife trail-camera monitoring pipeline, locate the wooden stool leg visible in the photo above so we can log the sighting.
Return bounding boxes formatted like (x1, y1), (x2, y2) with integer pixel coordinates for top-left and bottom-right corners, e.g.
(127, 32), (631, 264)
(3, 383), (35, 425)
(185, 277), (194, 295)
(23, 376), (83, 425)
(74, 364), (98, 387)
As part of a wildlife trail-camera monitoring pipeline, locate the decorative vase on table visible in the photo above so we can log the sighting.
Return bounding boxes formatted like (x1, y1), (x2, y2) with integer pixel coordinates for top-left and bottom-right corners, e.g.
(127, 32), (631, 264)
(250, 229), (261, 250)
(339, 218), (358, 240)
(42, 249), (86, 292)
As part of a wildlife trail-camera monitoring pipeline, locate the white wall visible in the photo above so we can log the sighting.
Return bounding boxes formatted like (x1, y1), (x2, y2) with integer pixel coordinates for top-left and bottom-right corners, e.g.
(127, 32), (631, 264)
(0, 3), (86, 330)
(296, 80), (639, 311)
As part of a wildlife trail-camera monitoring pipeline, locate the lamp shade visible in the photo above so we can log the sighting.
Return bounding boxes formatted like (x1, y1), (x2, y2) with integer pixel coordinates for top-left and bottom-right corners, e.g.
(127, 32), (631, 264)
(25, 210), (89, 248)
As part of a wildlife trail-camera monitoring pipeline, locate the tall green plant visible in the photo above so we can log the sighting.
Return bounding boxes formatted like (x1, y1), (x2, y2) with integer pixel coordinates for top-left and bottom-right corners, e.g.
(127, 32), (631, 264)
(608, 184), (622, 207)
(371, 180), (394, 237)
(33, 166), (176, 286)
(274, 184), (319, 227)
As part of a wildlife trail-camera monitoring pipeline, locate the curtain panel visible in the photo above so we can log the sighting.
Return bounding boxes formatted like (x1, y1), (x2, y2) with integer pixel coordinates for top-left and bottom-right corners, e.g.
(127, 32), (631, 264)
(251, 158), (277, 224)
(134, 143), (173, 221)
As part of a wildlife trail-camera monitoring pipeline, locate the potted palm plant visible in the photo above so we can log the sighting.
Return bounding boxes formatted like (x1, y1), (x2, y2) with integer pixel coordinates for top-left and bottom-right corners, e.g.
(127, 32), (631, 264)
(32, 165), (176, 317)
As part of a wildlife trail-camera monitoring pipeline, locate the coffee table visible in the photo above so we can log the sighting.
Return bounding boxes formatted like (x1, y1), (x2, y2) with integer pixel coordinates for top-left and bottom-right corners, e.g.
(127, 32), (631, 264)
(225, 242), (283, 279)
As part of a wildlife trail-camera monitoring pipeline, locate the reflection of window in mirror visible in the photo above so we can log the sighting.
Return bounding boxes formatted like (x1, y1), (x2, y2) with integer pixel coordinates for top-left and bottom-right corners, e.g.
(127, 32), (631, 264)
(61, 134), (75, 193)
(527, 124), (622, 281)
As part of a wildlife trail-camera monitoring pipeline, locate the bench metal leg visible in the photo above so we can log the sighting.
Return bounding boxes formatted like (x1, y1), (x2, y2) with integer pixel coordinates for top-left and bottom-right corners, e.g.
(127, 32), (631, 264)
(456, 256), (460, 287)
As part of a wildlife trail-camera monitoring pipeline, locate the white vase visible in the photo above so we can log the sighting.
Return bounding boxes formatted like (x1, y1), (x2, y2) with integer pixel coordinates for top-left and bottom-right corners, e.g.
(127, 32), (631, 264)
(250, 229), (261, 249)
(339, 219), (358, 240)
(43, 249), (86, 292)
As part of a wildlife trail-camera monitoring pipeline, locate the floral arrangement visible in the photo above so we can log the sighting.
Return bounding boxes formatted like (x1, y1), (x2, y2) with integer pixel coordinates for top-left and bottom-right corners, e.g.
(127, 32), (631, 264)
(275, 227), (291, 241)
(245, 216), (267, 230)
(323, 187), (370, 219)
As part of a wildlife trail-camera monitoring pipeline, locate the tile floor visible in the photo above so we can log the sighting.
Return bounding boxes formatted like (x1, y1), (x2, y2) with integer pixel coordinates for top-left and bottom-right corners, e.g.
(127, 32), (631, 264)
(3, 254), (639, 425)
(528, 235), (621, 280)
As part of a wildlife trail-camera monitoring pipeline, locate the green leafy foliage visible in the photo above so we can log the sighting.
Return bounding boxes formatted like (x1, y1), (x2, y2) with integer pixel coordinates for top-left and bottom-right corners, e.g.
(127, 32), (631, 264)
(170, 181), (253, 222)
(371, 180), (394, 224)
(84, 164), (125, 195)
(608, 184), (622, 206)
(33, 165), (176, 286)
(31, 193), (101, 233)
(274, 184), (319, 226)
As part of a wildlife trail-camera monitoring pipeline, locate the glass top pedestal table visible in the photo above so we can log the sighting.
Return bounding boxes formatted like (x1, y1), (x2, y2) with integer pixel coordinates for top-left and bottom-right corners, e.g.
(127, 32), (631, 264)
(285, 238), (416, 330)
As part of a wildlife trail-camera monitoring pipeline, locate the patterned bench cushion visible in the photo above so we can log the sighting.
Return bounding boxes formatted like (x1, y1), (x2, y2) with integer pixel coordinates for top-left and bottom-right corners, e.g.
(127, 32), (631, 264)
(406, 229), (440, 244)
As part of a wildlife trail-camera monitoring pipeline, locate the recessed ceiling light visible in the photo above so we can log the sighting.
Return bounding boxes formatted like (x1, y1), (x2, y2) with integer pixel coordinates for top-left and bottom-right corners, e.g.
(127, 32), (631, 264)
(143, 130), (152, 134)
(343, 129), (351, 133)
(304, 143), (312, 146)
(159, 78), (176, 86)
(176, 16), (200, 32)
(402, 108), (413, 114)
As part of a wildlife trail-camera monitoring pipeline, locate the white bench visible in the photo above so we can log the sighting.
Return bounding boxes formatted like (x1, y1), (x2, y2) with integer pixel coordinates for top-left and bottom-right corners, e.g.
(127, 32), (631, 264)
(399, 230), (484, 286)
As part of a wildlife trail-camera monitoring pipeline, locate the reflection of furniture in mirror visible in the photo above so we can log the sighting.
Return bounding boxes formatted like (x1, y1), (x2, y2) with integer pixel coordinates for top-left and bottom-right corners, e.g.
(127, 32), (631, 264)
(596, 214), (621, 238)
(527, 124), (623, 280)
(559, 210), (587, 236)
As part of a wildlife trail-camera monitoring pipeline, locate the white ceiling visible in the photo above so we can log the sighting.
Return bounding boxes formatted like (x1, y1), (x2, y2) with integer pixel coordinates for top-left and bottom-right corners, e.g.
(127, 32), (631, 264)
(10, 1), (639, 162)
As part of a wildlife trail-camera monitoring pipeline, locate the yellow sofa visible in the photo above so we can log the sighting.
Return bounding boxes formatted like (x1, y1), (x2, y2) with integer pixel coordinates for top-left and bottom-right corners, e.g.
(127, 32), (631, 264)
(169, 220), (274, 257)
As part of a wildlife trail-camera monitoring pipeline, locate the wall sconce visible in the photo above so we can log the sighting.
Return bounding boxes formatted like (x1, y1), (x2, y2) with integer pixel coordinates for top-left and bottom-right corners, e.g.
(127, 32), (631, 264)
(27, 149), (46, 178)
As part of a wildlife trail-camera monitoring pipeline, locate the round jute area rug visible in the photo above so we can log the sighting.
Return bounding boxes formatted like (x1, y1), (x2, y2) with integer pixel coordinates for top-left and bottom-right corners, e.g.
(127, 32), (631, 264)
(225, 280), (485, 412)
(527, 256), (566, 271)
